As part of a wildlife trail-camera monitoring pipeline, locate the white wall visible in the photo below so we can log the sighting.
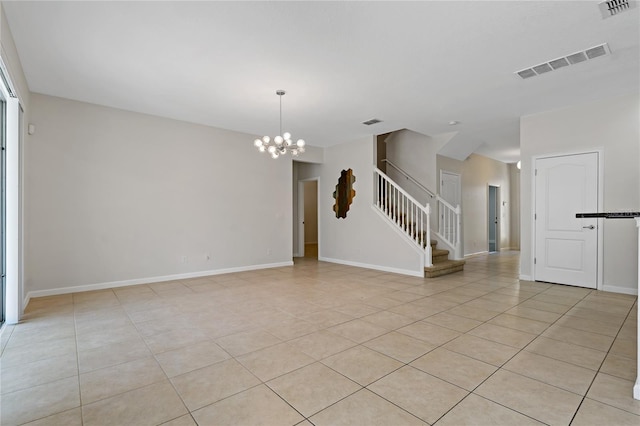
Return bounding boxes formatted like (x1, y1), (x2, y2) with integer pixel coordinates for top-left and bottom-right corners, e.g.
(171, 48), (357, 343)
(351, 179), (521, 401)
(1, 4), (29, 104)
(437, 154), (513, 256)
(25, 94), (293, 295)
(385, 129), (446, 205)
(520, 94), (640, 294)
(318, 136), (424, 276)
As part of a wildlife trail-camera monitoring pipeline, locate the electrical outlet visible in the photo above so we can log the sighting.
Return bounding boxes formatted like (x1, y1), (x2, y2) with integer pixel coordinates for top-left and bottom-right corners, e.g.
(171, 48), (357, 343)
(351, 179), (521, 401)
(181, 256), (187, 264)
(205, 253), (211, 261)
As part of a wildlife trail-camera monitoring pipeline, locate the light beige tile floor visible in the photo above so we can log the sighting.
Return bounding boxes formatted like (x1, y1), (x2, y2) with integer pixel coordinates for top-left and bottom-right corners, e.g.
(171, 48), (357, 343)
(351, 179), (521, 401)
(1, 251), (639, 425)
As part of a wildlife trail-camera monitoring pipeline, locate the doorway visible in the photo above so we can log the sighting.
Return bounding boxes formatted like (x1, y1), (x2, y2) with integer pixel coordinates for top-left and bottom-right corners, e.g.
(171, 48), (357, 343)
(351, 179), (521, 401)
(534, 152), (600, 288)
(298, 178), (319, 259)
(488, 185), (499, 253)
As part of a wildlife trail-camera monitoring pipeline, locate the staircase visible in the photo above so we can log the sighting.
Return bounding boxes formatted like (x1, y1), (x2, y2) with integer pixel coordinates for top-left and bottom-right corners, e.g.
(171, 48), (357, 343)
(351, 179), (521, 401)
(426, 240), (465, 278)
(374, 167), (464, 278)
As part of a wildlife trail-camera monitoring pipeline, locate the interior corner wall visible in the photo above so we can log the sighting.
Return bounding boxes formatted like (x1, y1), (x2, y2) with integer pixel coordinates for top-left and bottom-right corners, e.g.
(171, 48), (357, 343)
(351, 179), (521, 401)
(437, 154), (513, 256)
(385, 129), (439, 205)
(25, 94), (293, 294)
(1, 4), (30, 106)
(319, 136), (423, 276)
(520, 94), (640, 293)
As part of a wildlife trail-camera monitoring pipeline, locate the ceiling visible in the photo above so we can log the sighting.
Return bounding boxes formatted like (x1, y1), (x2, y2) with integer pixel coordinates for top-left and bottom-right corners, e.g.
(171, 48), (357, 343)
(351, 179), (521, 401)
(3, 1), (639, 163)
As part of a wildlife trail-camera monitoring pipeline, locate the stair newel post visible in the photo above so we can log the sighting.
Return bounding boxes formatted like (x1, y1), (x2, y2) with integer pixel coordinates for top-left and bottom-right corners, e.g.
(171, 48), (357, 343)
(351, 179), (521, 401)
(425, 203), (432, 267)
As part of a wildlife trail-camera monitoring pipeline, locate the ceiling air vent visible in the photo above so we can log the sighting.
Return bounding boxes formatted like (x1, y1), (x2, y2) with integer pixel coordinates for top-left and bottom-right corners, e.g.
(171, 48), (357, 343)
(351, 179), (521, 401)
(532, 63), (553, 75)
(599, 0), (636, 18)
(549, 58), (570, 70)
(515, 43), (610, 80)
(362, 118), (382, 126)
(586, 44), (608, 59)
(566, 52), (588, 65)
(517, 69), (537, 79)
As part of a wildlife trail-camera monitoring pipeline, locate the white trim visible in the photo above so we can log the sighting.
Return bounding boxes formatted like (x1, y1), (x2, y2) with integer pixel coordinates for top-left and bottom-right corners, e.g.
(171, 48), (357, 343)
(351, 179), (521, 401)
(318, 256), (424, 277)
(2, 82), (20, 324)
(636, 217), (640, 400)
(531, 149), (604, 291)
(519, 274), (533, 281)
(465, 250), (489, 258)
(602, 284), (638, 296)
(23, 261), (294, 301)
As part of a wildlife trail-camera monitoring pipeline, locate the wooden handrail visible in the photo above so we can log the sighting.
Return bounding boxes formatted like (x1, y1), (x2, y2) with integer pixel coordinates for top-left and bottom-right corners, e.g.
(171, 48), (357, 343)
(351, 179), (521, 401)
(382, 159), (436, 199)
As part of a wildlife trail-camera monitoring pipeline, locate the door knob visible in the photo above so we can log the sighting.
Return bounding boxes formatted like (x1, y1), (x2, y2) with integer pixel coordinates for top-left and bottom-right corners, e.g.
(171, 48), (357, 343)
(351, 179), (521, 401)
(582, 225), (595, 230)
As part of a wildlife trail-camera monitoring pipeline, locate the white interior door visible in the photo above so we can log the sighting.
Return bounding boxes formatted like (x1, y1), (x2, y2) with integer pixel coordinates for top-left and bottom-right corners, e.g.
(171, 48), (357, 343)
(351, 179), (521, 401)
(534, 152), (599, 288)
(440, 171), (460, 206)
(440, 171), (460, 237)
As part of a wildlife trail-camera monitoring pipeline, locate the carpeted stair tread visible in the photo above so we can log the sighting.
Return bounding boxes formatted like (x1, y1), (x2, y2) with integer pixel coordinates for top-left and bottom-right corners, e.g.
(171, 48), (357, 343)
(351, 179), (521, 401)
(424, 259), (465, 278)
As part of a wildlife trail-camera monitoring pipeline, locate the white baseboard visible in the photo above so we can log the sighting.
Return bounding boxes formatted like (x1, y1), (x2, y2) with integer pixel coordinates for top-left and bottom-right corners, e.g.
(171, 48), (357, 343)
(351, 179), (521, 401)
(519, 274), (533, 281)
(24, 261), (294, 300)
(634, 377), (640, 400)
(602, 284), (638, 296)
(319, 256), (424, 277)
(464, 251), (489, 258)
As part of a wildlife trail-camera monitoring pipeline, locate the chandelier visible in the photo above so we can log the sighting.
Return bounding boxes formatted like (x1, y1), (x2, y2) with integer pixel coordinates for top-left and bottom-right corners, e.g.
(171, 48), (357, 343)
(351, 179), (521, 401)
(254, 90), (305, 159)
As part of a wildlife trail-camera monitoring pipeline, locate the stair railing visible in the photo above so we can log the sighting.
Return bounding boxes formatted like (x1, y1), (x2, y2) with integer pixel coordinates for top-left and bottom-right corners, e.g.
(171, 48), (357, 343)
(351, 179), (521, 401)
(380, 159), (463, 260)
(382, 159), (435, 199)
(374, 168), (433, 267)
(436, 197), (462, 259)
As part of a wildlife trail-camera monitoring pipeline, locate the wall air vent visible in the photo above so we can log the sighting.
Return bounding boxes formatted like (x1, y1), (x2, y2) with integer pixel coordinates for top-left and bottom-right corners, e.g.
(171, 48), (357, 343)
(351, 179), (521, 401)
(362, 118), (382, 126)
(515, 43), (610, 80)
(599, 0), (636, 18)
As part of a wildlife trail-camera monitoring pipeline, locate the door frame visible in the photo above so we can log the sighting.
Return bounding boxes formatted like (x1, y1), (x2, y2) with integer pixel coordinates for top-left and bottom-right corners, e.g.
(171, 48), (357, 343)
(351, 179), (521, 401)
(488, 184), (500, 253)
(297, 177), (320, 258)
(531, 150), (604, 290)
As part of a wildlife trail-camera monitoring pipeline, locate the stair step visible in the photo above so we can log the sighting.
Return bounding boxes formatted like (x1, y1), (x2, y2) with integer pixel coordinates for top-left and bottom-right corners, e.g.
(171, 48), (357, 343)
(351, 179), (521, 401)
(432, 248), (450, 263)
(424, 259), (465, 278)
